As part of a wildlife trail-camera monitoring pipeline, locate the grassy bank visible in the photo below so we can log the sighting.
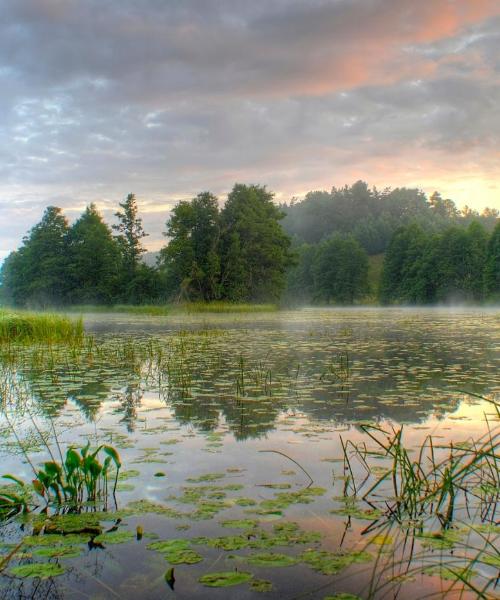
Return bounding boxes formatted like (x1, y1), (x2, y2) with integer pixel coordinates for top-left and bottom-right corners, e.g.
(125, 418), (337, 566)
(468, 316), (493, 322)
(0, 310), (83, 343)
(66, 302), (278, 315)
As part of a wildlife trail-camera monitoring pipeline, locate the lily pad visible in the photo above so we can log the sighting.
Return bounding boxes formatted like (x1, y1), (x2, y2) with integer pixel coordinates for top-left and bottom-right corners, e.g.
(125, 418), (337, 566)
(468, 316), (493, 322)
(301, 549), (372, 576)
(147, 539), (203, 564)
(34, 546), (83, 558)
(251, 578), (273, 592)
(10, 563), (66, 579)
(221, 519), (259, 529)
(247, 552), (298, 567)
(187, 472), (226, 483)
(199, 570), (253, 587)
(94, 530), (135, 545)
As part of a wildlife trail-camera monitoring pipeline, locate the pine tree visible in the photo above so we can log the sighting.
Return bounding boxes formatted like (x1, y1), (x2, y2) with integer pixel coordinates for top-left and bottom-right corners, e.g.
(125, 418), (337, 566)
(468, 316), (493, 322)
(1, 206), (70, 306)
(113, 193), (148, 276)
(67, 204), (122, 304)
(113, 193), (149, 301)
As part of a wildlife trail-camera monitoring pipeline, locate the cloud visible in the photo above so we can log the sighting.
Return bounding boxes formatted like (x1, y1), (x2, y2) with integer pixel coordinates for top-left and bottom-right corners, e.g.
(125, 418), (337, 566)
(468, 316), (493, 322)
(0, 0), (499, 256)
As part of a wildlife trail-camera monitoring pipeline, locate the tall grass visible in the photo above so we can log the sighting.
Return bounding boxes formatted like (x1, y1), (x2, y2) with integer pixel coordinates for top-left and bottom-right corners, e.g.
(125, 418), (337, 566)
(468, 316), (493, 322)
(340, 398), (500, 527)
(183, 301), (277, 313)
(67, 301), (278, 316)
(337, 394), (500, 597)
(0, 310), (83, 343)
(66, 304), (171, 315)
(67, 302), (278, 315)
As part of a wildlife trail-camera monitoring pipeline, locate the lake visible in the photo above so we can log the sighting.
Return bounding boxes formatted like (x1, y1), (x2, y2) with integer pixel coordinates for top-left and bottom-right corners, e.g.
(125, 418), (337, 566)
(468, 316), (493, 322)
(0, 307), (499, 599)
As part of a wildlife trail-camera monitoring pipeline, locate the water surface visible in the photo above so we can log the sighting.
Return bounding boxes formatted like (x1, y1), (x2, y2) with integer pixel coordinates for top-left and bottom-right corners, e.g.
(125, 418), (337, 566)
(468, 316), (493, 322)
(0, 308), (498, 599)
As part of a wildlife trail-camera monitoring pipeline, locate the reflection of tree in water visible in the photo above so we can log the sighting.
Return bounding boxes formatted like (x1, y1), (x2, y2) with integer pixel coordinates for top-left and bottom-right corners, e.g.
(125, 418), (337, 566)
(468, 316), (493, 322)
(2, 320), (497, 438)
(167, 391), (220, 432)
(221, 396), (284, 441)
(113, 383), (144, 432)
(166, 387), (286, 440)
(0, 572), (66, 600)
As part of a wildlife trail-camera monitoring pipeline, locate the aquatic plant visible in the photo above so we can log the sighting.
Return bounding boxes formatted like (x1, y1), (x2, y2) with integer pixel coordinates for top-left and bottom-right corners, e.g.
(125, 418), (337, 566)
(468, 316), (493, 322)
(0, 310), (83, 343)
(66, 301), (277, 315)
(2, 442), (121, 509)
(183, 302), (277, 313)
(335, 395), (500, 598)
(356, 401), (500, 526)
(0, 476), (29, 519)
(321, 349), (351, 383)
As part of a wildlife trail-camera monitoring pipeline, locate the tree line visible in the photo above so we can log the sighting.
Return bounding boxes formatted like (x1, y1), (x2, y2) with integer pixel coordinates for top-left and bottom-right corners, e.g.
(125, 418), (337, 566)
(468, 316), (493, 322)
(1, 181), (498, 307)
(380, 221), (500, 304)
(281, 180), (498, 254)
(0, 184), (294, 307)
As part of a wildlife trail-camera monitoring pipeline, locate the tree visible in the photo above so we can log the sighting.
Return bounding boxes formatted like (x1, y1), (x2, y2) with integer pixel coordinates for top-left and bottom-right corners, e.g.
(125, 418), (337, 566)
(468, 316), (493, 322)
(1, 206), (70, 307)
(159, 192), (221, 301)
(432, 226), (479, 303)
(0, 250), (27, 306)
(484, 222), (500, 298)
(67, 204), (122, 304)
(113, 193), (149, 302)
(379, 224), (428, 304)
(465, 221), (488, 301)
(428, 192), (459, 219)
(285, 243), (317, 304)
(220, 184), (294, 301)
(113, 193), (148, 276)
(313, 235), (369, 304)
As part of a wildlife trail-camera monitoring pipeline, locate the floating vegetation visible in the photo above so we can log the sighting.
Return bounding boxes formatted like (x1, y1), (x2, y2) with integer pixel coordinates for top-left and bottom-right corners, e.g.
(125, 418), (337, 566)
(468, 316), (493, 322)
(94, 530), (135, 545)
(194, 521), (322, 551)
(33, 546), (82, 558)
(0, 308), (498, 599)
(301, 549), (373, 576)
(147, 539), (203, 564)
(199, 570), (253, 587)
(221, 519), (259, 529)
(9, 562), (66, 579)
(250, 578), (273, 592)
(252, 486), (327, 513)
(186, 472), (226, 483)
(246, 552), (298, 567)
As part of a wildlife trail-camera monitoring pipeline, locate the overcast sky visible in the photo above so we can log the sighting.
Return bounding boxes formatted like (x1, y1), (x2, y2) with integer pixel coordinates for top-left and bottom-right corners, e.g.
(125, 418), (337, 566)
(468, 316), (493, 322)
(1, 0), (499, 257)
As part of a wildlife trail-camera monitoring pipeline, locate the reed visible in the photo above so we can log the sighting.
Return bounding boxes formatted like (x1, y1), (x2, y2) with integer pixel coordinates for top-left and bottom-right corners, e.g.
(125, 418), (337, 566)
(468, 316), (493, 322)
(183, 301), (277, 313)
(67, 302), (278, 315)
(0, 310), (83, 343)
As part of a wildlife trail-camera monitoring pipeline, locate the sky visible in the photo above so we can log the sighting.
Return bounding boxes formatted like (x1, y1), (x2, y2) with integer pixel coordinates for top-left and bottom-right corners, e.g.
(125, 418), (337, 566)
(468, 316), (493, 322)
(1, 0), (499, 258)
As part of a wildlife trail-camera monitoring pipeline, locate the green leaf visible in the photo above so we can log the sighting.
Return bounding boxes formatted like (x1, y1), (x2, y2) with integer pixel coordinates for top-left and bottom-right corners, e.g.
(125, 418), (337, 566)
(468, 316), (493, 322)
(103, 446), (122, 469)
(10, 563), (66, 579)
(199, 571), (253, 587)
(43, 462), (63, 479)
(2, 474), (25, 487)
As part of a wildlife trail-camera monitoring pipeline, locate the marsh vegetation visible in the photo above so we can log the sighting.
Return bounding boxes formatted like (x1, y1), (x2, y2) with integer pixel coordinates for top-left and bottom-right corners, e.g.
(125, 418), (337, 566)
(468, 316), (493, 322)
(0, 307), (497, 599)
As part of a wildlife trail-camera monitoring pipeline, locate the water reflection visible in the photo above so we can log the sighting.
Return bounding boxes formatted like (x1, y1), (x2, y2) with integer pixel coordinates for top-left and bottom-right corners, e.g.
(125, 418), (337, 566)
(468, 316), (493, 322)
(1, 308), (498, 439)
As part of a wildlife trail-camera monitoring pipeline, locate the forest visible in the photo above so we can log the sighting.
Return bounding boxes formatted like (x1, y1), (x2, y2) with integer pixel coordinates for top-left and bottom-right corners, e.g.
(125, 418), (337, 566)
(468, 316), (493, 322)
(1, 181), (499, 307)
